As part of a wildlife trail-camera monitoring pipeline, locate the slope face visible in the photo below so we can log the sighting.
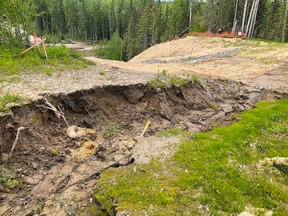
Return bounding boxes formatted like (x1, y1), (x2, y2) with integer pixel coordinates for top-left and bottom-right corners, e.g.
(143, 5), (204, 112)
(130, 36), (236, 63)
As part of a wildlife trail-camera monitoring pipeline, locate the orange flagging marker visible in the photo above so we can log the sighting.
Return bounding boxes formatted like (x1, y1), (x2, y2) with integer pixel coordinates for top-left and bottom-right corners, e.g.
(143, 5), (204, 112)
(21, 37), (48, 60)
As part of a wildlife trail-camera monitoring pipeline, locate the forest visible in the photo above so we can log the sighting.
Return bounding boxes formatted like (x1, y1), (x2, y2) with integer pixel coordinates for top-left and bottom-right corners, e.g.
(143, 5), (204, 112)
(0, 0), (288, 60)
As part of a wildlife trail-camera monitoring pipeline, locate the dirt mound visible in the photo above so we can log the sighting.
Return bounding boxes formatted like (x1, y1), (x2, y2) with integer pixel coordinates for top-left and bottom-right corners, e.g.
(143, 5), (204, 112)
(87, 36), (288, 93)
(130, 36), (238, 63)
(0, 78), (286, 215)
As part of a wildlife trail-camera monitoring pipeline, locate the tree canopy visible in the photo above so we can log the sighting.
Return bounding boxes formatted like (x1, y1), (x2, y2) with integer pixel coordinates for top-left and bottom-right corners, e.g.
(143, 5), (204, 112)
(1, 0), (288, 59)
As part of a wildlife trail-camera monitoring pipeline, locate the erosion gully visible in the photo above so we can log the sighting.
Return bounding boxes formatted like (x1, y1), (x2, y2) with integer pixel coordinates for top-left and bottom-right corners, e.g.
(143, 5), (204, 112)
(0, 78), (286, 215)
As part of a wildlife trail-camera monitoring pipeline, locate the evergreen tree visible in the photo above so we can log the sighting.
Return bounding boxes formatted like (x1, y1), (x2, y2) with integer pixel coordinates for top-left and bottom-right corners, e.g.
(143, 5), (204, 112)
(135, 0), (153, 54)
(124, 0), (137, 60)
(96, 30), (123, 60)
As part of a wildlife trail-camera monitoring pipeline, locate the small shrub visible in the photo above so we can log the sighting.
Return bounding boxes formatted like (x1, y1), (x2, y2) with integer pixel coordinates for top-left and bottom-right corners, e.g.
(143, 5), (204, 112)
(147, 79), (165, 89)
(0, 165), (23, 189)
(158, 69), (169, 77)
(147, 70), (169, 89)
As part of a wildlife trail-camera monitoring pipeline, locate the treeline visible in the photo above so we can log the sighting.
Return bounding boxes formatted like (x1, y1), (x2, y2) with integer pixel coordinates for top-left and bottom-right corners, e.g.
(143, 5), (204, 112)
(1, 0), (288, 60)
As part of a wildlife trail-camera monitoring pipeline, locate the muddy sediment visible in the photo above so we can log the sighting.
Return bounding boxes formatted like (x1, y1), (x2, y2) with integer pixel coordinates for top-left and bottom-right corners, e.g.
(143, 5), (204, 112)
(0, 78), (286, 215)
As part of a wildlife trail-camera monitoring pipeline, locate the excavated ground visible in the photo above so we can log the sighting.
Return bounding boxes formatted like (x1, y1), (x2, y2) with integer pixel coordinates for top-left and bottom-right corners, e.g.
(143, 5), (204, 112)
(0, 78), (287, 215)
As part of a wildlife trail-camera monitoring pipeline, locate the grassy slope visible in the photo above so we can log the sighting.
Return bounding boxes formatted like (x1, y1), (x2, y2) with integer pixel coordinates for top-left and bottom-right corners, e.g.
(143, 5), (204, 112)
(0, 45), (93, 78)
(94, 100), (288, 215)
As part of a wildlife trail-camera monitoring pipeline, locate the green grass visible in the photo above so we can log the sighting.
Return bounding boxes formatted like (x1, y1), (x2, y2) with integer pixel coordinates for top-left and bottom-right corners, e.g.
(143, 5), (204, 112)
(94, 100), (288, 215)
(156, 128), (190, 138)
(0, 92), (21, 111)
(147, 70), (201, 90)
(104, 122), (118, 138)
(0, 45), (94, 78)
(0, 165), (24, 189)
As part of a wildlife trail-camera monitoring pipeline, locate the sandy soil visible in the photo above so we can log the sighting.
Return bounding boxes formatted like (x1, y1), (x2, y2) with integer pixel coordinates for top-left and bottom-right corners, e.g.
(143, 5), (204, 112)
(86, 36), (288, 93)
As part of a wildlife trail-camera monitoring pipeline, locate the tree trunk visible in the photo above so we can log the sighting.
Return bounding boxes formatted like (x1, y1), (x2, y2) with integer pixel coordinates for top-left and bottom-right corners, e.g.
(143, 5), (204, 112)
(246, 0), (256, 36)
(282, 0), (288, 42)
(232, 0), (239, 33)
(241, 0), (248, 33)
(246, 0), (260, 38)
(108, 11), (112, 38)
(249, 0), (260, 38)
(189, 0), (193, 29)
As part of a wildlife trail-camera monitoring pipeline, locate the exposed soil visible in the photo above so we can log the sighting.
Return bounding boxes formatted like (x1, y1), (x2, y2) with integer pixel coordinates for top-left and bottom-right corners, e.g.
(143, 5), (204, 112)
(0, 78), (287, 215)
(1, 36), (288, 215)
(86, 36), (288, 93)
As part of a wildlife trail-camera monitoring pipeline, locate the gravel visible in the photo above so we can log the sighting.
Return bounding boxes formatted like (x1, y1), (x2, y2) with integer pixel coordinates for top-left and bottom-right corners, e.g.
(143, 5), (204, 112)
(146, 48), (243, 64)
(1, 65), (155, 101)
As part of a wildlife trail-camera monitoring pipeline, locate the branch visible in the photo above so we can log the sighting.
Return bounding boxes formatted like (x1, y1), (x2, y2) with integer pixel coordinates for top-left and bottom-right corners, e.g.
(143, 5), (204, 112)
(7, 127), (27, 160)
(38, 97), (69, 127)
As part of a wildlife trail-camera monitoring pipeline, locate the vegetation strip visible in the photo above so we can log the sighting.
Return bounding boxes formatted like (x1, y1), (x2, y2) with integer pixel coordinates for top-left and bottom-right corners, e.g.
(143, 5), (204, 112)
(0, 45), (93, 77)
(94, 100), (288, 215)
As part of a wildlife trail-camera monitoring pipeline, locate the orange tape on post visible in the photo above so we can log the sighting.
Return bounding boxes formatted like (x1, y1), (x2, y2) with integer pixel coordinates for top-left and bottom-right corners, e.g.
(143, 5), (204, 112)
(21, 38), (46, 55)
(42, 39), (48, 60)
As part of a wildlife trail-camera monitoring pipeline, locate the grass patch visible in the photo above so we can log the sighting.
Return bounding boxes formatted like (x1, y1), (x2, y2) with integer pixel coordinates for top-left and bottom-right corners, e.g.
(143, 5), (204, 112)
(0, 45), (94, 78)
(147, 70), (201, 90)
(99, 70), (106, 75)
(156, 128), (190, 138)
(95, 100), (288, 215)
(104, 122), (118, 138)
(147, 70), (169, 89)
(0, 165), (24, 189)
(169, 76), (190, 87)
(0, 92), (21, 111)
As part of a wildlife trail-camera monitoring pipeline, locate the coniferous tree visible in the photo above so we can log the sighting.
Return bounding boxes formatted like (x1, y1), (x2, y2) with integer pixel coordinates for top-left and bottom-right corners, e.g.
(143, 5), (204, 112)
(124, 0), (137, 60)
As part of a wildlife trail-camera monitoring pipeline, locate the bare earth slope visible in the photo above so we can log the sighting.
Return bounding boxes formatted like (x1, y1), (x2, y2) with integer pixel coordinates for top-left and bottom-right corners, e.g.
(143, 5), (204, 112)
(87, 36), (288, 93)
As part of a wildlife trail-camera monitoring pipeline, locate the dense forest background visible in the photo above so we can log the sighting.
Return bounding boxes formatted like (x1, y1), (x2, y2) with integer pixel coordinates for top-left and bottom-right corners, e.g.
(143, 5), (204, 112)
(0, 0), (288, 60)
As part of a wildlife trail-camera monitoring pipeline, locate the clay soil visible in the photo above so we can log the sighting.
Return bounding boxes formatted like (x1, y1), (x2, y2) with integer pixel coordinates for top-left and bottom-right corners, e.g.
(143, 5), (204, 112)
(0, 36), (288, 215)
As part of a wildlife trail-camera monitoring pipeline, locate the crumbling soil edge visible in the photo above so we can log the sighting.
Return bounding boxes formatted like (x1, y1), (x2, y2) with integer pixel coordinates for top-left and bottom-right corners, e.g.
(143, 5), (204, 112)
(0, 78), (287, 215)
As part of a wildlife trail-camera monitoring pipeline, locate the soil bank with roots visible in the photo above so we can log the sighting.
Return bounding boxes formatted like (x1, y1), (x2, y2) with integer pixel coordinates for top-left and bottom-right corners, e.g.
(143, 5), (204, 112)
(0, 78), (287, 215)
